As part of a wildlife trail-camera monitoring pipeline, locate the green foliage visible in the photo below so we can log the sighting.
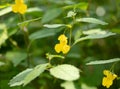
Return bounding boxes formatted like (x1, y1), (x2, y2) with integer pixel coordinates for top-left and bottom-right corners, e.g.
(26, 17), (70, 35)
(0, 0), (120, 89)
(50, 64), (80, 81)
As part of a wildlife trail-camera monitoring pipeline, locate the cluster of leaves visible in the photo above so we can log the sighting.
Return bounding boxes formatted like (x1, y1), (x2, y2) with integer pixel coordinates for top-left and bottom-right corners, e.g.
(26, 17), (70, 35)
(0, 0), (120, 89)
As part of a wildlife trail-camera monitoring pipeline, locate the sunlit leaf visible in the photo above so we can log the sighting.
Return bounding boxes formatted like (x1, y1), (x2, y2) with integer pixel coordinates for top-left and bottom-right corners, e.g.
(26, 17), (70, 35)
(27, 7), (43, 12)
(0, 24), (8, 47)
(76, 18), (108, 25)
(50, 64), (80, 81)
(61, 81), (76, 89)
(0, 7), (12, 16)
(86, 58), (120, 65)
(43, 24), (65, 28)
(6, 51), (27, 67)
(9, 69), (33, 87)
(23, 63), (49, 86)
(42, 8), (62, 23)
(73, 29), (116, 45)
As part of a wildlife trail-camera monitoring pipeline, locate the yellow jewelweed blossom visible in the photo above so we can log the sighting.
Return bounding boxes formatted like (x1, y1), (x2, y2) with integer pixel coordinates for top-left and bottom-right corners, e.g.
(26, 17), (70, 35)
(102, 70), (117, 88)
(12, 0), (27, 14)
(55, 34), (70, 54)
(58, 34), (67, 44)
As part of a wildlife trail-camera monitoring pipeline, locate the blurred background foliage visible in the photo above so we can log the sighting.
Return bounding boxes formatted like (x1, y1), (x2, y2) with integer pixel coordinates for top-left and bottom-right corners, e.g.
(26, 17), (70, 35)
(0, 0), (120, 89)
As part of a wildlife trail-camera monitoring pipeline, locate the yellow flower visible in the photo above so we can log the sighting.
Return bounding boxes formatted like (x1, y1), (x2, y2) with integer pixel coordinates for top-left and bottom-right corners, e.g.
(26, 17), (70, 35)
(102, 70), (117, 88)
(12, 0), (27, 14)
(58, 34), (67, 44)
(55, 43), (70, 54)
(54, 34), (70, 54)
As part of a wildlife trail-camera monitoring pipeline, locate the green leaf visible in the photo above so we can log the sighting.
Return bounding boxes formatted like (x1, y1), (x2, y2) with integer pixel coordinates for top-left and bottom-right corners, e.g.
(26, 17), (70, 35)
(50, 64), (80, 81)
(81, 83), (97, 89)
(86, 58), (120, 65)
(63, 2), (88, 10)
(23, 63), (49, 86)
(27, 7), (43, 13)
(0, 61), (5, 66)
(29, 28), (63, 40)
(41, 8), (62, 23)
(76, 18), (108, 25)
(0, 24), (8, 47)
(73, 29), (116, 45)
(9, 69), (33, 87)
(6, 51), (27, 67)
(43, 24), (65, 28)
(61, 81), (76, 89)
(0, 7), (12, 16)
(18, 17), (41, 27)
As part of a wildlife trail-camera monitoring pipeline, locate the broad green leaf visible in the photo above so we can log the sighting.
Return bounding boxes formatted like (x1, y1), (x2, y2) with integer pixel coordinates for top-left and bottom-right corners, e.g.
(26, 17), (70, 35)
(29, 28), (63, 40)
(43, 24), (65, 28)
(18, 17), (41, 27)
(0, 61), (5, 66)
(0, 7), (12, 16)
(86, 58), (120, 65)
(41, 8), (62, 23)
(6, 51), (27, 67)
(63, 2), (88, 10)
(76, 18), (108, 25)
(9, 69), (33, 87)
(61, 81), (76, 89)
(50, 64), (80, 81)
(23, 63), (48, 86)
(0, 24), (8, 47)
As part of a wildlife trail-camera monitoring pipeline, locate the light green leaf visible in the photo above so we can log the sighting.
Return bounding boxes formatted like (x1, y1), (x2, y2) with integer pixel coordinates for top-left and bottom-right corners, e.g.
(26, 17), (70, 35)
(0, 7), (12, 16)
(6, 51), (27, 67)
(61, 81), (76, 89)
(0, 24), (8, 47)
(0, 3), (11, 9)
(9, 69), (33, 87)
(50, 64), (80, 81)
(23, 63), (49, 86)
(76, 18), (108, 25)
(86, 58), (120, 65)
(43, 24), (65, 28)
(27, 7), (43, 12)
(29, 28), (63, 40)
(63, 2), (88, 10)
(0, 61), (5, 66)
(42, 8), (62, 23)
(73, 29), (116, 45)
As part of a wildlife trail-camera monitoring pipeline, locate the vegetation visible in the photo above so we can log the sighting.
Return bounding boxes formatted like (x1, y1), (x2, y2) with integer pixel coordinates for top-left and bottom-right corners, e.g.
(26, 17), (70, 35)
(0, 0), (120, 89)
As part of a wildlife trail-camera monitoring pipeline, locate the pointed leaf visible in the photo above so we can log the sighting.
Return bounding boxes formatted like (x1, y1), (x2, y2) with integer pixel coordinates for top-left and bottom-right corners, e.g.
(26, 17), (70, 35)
(76, 18), (108, 25)
(23, 63), (48, 86)
(86, 58), (120, 65)
(50, 64), (80, 81)
(0, 7), (12, 16)
(43, 24), (65, 28)
(29, 28), (63, 40)
(9, 69), (33, 87)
